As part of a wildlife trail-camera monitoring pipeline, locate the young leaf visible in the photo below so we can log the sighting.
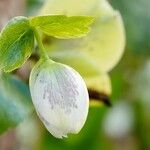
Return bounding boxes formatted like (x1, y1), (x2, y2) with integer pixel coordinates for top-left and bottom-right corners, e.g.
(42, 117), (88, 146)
(0, 73), (32, 134)
(0, 16), (34, 72)
(29, 15), (94, 39)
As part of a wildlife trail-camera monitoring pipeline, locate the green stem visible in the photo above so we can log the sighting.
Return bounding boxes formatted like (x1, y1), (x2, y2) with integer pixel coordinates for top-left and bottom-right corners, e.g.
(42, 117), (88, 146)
(33, 28), (49, 60)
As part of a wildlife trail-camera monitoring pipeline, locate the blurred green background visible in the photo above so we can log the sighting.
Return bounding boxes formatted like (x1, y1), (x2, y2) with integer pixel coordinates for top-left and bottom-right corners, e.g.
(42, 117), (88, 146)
(0, 0), (150, 150)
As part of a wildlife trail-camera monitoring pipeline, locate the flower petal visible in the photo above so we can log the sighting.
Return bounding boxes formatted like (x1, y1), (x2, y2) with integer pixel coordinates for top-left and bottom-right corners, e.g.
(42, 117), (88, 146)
(30, 60), (89, 138)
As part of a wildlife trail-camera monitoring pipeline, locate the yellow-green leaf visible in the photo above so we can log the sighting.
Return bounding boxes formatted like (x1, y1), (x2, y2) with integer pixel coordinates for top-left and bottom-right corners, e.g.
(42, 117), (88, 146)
(29, 15), (94, 39)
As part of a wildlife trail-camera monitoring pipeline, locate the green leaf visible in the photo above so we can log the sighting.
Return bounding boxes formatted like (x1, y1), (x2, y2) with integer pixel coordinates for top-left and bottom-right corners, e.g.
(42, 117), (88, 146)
(0, 16), (34, 72)
(27, 0), (44, 15)
(0, 73), (32, 134)
(29, 15), (94, 39)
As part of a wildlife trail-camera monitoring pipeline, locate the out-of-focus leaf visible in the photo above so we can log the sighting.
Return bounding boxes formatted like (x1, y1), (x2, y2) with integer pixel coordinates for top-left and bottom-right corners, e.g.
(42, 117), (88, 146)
(0, 16), (34, 72)
(27, 0), (44, 15)
(111, 0), (150, 53)
(0, 73), (32, 134)
(40, 0), (125, 72)
(29, 15), (94, 39)
(131, 60), (150, 101)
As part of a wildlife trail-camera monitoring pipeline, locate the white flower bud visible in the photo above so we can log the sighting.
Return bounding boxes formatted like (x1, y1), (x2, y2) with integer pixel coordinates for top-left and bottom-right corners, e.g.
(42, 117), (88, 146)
(29, 59), (89, 138)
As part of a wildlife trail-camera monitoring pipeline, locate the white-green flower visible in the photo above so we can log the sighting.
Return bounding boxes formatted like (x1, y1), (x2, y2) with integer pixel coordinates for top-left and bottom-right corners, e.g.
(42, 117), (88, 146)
(29, 59), (89, 138)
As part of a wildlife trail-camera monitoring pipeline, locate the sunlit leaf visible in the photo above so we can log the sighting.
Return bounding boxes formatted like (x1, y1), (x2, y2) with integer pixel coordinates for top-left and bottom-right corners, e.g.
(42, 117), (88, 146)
(29, 15), (94, 39)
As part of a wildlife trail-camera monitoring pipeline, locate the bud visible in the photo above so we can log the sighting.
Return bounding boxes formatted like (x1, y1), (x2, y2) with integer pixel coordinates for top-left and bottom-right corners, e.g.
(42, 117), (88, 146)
(29, 59), (89, 138)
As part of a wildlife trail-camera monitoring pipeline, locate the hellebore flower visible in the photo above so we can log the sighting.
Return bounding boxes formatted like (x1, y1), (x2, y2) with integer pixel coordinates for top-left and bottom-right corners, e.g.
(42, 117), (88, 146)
(29, 59), (89, 138)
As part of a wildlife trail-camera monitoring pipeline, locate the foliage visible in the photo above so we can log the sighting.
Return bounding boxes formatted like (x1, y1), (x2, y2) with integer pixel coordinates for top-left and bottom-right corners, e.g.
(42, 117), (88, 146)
(0, 73), (32, 134)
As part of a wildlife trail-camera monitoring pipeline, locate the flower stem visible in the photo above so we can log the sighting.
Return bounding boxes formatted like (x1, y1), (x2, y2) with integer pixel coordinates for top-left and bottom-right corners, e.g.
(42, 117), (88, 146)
(33, 28), (49, 60)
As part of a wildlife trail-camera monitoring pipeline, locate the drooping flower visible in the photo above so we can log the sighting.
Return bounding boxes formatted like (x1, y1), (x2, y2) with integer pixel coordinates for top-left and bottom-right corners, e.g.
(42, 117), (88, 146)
(29, 59), (89, 138)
